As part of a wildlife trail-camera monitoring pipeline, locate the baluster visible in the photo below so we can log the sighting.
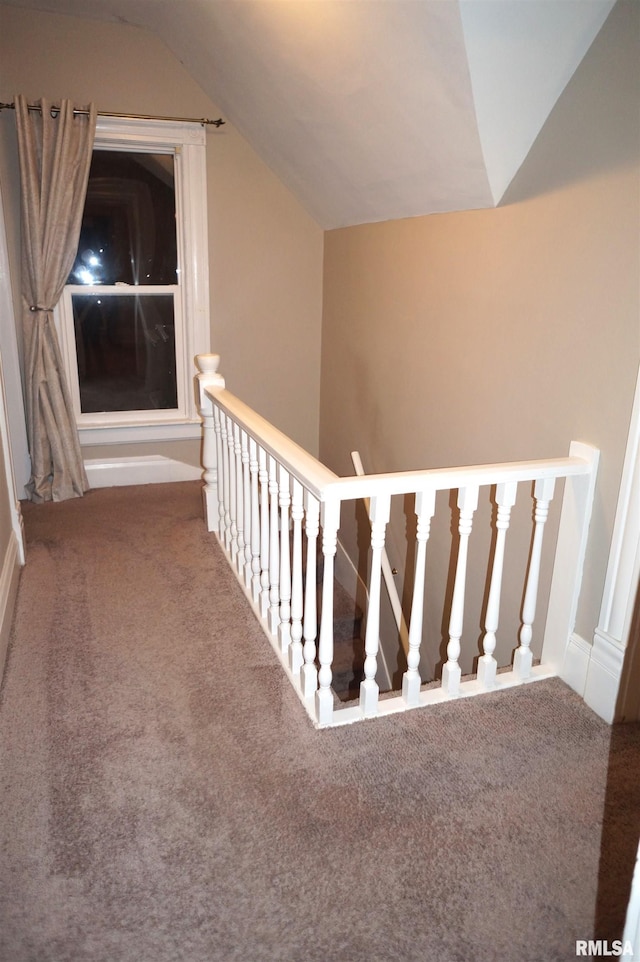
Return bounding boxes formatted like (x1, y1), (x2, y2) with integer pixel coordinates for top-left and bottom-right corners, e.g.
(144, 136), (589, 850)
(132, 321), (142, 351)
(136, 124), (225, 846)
(515, 476), (555, 679)
(212, 404), (225, 540)
(315, 498), (340, 726)
(249, 439), (261, 603)
(226, 415), (237, 558)
(241, 431), (252, 585)
(402, 488), (436, 706)
(237, 428), (251, 587)
(301, 493), (320, 698)
(267, 456), (281, 635)
(278, 467), (292, 653)
(360, 494), (391, 716)
(442, 485), (480, 696)
(233, 422), (244, 574)
(289, 479), (305, 675)
(258, 448), (270, 619)
(220, 410), (231, 550)
(478, 482), (518, 689)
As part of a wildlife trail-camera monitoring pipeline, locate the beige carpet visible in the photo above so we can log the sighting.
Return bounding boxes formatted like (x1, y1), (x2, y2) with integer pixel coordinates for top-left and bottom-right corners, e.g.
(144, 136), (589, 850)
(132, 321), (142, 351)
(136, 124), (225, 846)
(1, 481), (638, 962)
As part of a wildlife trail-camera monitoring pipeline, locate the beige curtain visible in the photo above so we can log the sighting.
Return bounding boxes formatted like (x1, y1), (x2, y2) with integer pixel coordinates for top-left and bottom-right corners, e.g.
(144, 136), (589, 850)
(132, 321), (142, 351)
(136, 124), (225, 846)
(15, 94), (96, 502)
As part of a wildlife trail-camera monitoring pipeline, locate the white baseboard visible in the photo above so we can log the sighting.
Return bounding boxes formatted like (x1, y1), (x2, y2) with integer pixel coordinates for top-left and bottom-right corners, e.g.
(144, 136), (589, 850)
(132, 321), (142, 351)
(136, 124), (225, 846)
(0, 531), (21, 685)
(559, 632), (592, 696)
(583, 628), (627, 724)
(85, 456), (203, 488)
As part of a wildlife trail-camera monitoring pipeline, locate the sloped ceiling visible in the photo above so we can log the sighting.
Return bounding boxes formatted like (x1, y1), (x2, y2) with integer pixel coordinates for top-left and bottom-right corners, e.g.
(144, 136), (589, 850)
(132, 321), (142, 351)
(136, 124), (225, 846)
(3, 0), (616, 228)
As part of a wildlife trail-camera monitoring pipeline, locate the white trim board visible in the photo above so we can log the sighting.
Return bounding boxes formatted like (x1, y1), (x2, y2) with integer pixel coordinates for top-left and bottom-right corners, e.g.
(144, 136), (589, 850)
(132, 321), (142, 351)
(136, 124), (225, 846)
(584, 628), (628, 724)
(85, 456), (202, 488)
(56, 117), (211, 444)
(624, 839), (640, 962)
(560, 632), (592, 697)
(0, 532), (21, 686)
(586, 364), (640, 722)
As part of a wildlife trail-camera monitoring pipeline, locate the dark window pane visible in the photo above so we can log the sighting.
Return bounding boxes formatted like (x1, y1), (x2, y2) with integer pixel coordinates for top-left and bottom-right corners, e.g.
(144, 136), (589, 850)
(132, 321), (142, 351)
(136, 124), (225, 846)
(69, 151), (177, 286)
(73, 294), (178, 413)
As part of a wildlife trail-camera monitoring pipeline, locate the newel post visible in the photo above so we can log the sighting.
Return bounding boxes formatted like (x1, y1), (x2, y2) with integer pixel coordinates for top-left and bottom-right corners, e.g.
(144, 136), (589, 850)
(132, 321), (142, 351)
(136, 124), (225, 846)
(541, 442), (600, 684)
(195, 354), (226, 532)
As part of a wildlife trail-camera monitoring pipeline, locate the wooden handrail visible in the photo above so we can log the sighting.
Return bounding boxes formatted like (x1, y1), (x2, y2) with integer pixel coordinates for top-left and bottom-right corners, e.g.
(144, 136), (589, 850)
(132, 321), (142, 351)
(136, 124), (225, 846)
(206, 382), (592, 505)
(197, 356), (600, 727)
(206, 386), (338, 499)
(323, 455), (593, 502)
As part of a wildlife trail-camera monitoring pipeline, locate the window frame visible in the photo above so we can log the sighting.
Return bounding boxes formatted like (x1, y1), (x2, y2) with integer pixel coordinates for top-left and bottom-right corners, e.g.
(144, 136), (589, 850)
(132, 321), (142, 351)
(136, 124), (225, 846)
(55, 116), (210, 445)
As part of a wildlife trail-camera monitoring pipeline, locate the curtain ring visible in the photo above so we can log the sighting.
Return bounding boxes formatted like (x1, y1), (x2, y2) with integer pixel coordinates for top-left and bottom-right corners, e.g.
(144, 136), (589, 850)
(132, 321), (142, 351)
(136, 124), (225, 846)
(29, 305), (50, 312)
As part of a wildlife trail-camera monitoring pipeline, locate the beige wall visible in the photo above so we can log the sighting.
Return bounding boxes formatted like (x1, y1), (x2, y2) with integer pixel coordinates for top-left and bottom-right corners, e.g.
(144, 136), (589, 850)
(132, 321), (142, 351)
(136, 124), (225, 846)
(320, 0), (639, 673)
(0, 3), (324, 463)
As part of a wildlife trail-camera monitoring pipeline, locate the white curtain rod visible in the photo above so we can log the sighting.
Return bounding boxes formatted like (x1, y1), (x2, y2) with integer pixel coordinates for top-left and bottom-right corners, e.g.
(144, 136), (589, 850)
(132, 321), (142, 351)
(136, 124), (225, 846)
(0, 101), (225, 128)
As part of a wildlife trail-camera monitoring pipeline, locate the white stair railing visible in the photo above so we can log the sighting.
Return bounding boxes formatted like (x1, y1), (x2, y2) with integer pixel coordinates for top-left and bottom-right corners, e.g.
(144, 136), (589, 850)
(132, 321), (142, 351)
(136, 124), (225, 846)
(196, 355), (600, 729)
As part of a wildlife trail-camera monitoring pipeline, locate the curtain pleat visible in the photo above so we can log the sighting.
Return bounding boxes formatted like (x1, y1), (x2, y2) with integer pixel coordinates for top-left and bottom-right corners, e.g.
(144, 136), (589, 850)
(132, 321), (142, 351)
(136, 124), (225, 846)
(15, 94), (96, 502)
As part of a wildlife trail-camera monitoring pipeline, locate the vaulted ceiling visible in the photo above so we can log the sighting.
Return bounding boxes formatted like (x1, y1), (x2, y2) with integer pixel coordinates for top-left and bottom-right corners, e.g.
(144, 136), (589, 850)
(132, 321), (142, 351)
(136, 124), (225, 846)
(3, 0), (616, 228)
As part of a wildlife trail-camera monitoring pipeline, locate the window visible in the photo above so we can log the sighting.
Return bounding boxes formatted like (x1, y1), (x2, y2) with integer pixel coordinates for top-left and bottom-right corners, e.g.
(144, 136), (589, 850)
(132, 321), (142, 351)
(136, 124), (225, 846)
(56, 117), (210, 445)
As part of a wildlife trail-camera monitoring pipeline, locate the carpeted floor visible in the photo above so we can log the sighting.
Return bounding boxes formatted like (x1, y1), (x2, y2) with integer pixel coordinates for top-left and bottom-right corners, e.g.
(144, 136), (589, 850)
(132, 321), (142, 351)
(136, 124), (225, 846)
(1, 481), (639, 962)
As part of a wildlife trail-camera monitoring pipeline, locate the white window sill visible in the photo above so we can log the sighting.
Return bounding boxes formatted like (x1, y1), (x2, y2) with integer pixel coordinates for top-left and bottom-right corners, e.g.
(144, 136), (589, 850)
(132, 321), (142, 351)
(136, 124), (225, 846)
(79, 419), (203, 446)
